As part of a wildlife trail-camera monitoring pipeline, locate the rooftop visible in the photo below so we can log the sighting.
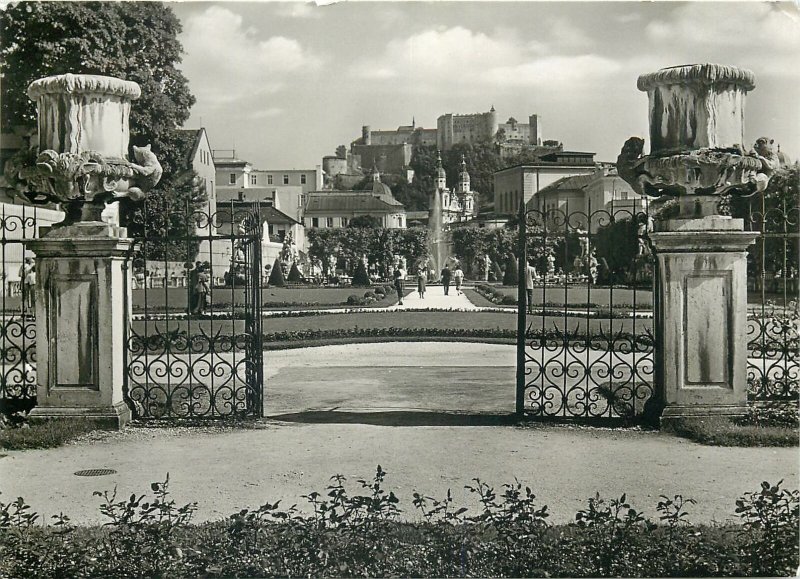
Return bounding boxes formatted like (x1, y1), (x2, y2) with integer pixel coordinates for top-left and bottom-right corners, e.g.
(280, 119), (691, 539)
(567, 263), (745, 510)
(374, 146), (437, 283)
(305, 192), (405, 213)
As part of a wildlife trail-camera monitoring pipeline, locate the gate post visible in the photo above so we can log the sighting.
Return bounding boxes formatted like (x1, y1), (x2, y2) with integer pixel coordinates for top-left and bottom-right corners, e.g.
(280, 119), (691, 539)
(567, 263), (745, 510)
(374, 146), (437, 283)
(515, 197), (527, 417)
(17, 74), (157, 428)
(617, 64), (765, 424)
(650, 217), (756, 423)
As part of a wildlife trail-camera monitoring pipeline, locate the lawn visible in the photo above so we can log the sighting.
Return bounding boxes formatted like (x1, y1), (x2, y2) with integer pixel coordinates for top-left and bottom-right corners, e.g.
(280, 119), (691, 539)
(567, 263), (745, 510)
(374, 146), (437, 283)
(473, 284), (655, 308)
(131, 285), (400, 311)
(0, 419), (101, 450)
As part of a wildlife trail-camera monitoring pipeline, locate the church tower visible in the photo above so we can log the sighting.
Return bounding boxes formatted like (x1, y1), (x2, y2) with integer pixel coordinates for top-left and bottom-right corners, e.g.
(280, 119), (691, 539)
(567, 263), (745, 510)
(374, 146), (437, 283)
(435, 151), (447, 191)
(458, 155), (470, 193)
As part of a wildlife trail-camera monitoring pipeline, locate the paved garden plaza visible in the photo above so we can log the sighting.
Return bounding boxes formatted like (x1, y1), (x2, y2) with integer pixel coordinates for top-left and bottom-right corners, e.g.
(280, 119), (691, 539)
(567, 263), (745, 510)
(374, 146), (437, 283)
(0, 2), (798, 577)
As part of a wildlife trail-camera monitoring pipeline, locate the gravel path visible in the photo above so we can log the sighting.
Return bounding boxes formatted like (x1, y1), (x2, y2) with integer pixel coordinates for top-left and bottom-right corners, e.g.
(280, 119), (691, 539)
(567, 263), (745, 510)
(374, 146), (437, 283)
(1, 342), (796, 526)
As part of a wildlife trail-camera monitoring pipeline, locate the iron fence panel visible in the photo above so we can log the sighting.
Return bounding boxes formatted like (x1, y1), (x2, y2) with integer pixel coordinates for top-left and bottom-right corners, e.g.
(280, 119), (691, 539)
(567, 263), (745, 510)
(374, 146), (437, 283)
(1, 206), (38, 416)
(745, 193), (799, 401)
(123, 200), (264, 419)
(516, 202), (656, 421)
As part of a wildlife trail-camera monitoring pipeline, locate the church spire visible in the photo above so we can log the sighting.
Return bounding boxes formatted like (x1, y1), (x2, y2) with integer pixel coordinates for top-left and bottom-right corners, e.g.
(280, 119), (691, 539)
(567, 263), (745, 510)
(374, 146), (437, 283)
(435, 150), (447, 190)
(458, 154), (470, 193)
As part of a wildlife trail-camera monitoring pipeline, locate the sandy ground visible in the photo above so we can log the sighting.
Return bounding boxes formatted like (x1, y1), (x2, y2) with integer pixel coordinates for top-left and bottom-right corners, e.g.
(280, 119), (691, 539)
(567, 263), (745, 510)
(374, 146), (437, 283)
(1, 342), (797, 527)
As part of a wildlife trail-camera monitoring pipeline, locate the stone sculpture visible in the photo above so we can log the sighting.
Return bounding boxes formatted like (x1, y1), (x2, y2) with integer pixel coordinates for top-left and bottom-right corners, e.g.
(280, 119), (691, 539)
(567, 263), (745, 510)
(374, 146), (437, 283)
(616, 64), (772, 218)
(2, 74), (160, 229)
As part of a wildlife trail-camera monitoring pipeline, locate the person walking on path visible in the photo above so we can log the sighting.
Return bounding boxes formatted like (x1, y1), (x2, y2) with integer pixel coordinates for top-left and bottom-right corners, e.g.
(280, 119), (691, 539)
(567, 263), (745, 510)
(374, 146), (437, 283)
(393, 264), (406, 305)
(525, 260), (538, 314)
(187, 261), (200, 315)
(19, 258), (35, 313)
(440, 263), (452, 296)
(192, 265), (211, 315)
(453, 265), (464, 295)
(416, 265), (427, 299)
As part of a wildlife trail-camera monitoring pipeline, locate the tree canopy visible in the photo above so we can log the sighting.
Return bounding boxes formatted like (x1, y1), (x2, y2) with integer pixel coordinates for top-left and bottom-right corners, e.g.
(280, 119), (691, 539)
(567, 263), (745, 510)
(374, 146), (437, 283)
(1, 2), (202, 259)
(348, 215), (382, 229)
(1, 1), (195, 175)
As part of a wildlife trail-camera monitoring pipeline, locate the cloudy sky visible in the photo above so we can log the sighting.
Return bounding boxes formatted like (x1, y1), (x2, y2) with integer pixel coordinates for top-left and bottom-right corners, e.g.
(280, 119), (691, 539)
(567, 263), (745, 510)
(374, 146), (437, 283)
(171, 1), (800, 170)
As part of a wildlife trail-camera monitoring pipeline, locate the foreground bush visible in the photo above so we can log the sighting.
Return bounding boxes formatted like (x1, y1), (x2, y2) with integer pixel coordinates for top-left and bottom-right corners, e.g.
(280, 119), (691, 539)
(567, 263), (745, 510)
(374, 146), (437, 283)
(1, 468), (798, 578)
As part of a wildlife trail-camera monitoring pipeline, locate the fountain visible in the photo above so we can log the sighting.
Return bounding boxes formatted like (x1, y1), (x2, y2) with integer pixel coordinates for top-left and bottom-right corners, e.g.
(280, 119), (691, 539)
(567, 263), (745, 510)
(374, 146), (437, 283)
(427, 181), (446, 281)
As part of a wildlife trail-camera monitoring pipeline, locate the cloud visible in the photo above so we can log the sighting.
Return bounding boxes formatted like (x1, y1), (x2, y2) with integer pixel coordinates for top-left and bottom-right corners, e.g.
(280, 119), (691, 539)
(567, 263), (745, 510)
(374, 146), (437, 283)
(487, 55), (622, 88)
(643, 2), (800, 77)
(355, 26), (520, 81)
(275, 2), (322, 19)
(249, 107), (284, 120)
(181, 6), (322, 107)
(351, 25), (612, 90)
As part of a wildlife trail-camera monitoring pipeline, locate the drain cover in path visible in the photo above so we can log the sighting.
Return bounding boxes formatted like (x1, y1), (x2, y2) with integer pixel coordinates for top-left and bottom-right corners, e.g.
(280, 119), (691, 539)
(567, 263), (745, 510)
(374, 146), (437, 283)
(74, 469), (117, 477)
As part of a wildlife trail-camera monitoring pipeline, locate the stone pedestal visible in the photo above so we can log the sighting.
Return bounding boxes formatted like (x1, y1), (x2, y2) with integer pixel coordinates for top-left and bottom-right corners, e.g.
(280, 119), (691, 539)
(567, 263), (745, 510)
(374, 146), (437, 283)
(650, 216), (757, 423)
(28, 227), (132, 428)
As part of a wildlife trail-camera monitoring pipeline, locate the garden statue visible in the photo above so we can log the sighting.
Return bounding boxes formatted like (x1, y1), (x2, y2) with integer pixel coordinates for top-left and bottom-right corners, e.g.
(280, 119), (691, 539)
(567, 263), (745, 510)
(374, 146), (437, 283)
(2, 74), (159, 231)
(572, 254), (584, 275)
(484, 254), (491, 281)
(546, 249), (556, 277)
(576, 228), (589, 257)
(616, 64), (771, 218)
(588, 251), (599, 285)
(637, 214), (652, 256)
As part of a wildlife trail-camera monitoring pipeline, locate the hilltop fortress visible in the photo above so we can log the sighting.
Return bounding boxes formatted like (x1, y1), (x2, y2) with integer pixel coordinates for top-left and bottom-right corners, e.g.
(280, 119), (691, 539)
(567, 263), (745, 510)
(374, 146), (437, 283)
(325, 107), (551, 180)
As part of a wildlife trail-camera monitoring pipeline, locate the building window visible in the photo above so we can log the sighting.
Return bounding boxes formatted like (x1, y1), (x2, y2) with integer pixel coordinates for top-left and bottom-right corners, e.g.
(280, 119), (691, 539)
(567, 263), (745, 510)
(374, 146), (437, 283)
(283, 174), (289, 185)
(326, 217), (334, 228)
(341, 217), (348, 227)
(312, 217), (319, 227)
(299, 194), (305, 207)
(268, 175), (273, 185)
(250, 174), (257, 185)
(229, 173), (236, 185)
(300, 174), (307, 185)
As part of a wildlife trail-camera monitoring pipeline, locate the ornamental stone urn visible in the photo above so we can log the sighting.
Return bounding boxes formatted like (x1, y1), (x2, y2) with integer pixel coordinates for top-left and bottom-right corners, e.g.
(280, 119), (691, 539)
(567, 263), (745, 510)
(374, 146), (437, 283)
(617, 64), (779, 219)
(3, 73), (161, 235)
(618, 64), (762, 424)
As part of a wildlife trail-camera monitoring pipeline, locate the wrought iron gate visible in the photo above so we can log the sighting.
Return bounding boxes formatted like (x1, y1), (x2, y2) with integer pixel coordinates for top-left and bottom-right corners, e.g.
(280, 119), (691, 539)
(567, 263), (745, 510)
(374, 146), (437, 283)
(515, 200), (656, 421)
(0, 206), (39, 416)
(123, 200), (264, 419)
(744, 189), (798, 402)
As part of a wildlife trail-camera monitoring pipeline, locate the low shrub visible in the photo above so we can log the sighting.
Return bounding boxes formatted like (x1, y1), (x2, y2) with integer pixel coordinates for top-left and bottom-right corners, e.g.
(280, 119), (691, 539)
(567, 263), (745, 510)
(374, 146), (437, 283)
(267, 259), (285, 287)
(374, 286), (386, 296)
(364, 290), (377, 300)
(664, 415), (798, 447)
(0, 471), (797, 578)
(738, 401), (799, 429)
(345, 294), (366, 306)
(286, 263), (303, 282)
(351, 261), (370, 287)
(500, 294), (517, 305)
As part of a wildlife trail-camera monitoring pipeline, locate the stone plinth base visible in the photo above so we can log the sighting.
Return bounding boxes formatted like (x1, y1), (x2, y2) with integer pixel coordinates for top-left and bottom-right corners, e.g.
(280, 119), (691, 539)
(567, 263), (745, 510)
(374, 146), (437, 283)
(650, 215), (757, 424)
(29, 401), (131, 429)
(27, 230), (132, 430)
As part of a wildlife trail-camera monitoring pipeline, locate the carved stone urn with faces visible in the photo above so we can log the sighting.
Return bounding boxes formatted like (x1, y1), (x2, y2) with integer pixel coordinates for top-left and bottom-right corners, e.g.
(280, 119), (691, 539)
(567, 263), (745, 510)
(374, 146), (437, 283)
(3, 73), (161, 234)
(617, 64), (778, 219)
